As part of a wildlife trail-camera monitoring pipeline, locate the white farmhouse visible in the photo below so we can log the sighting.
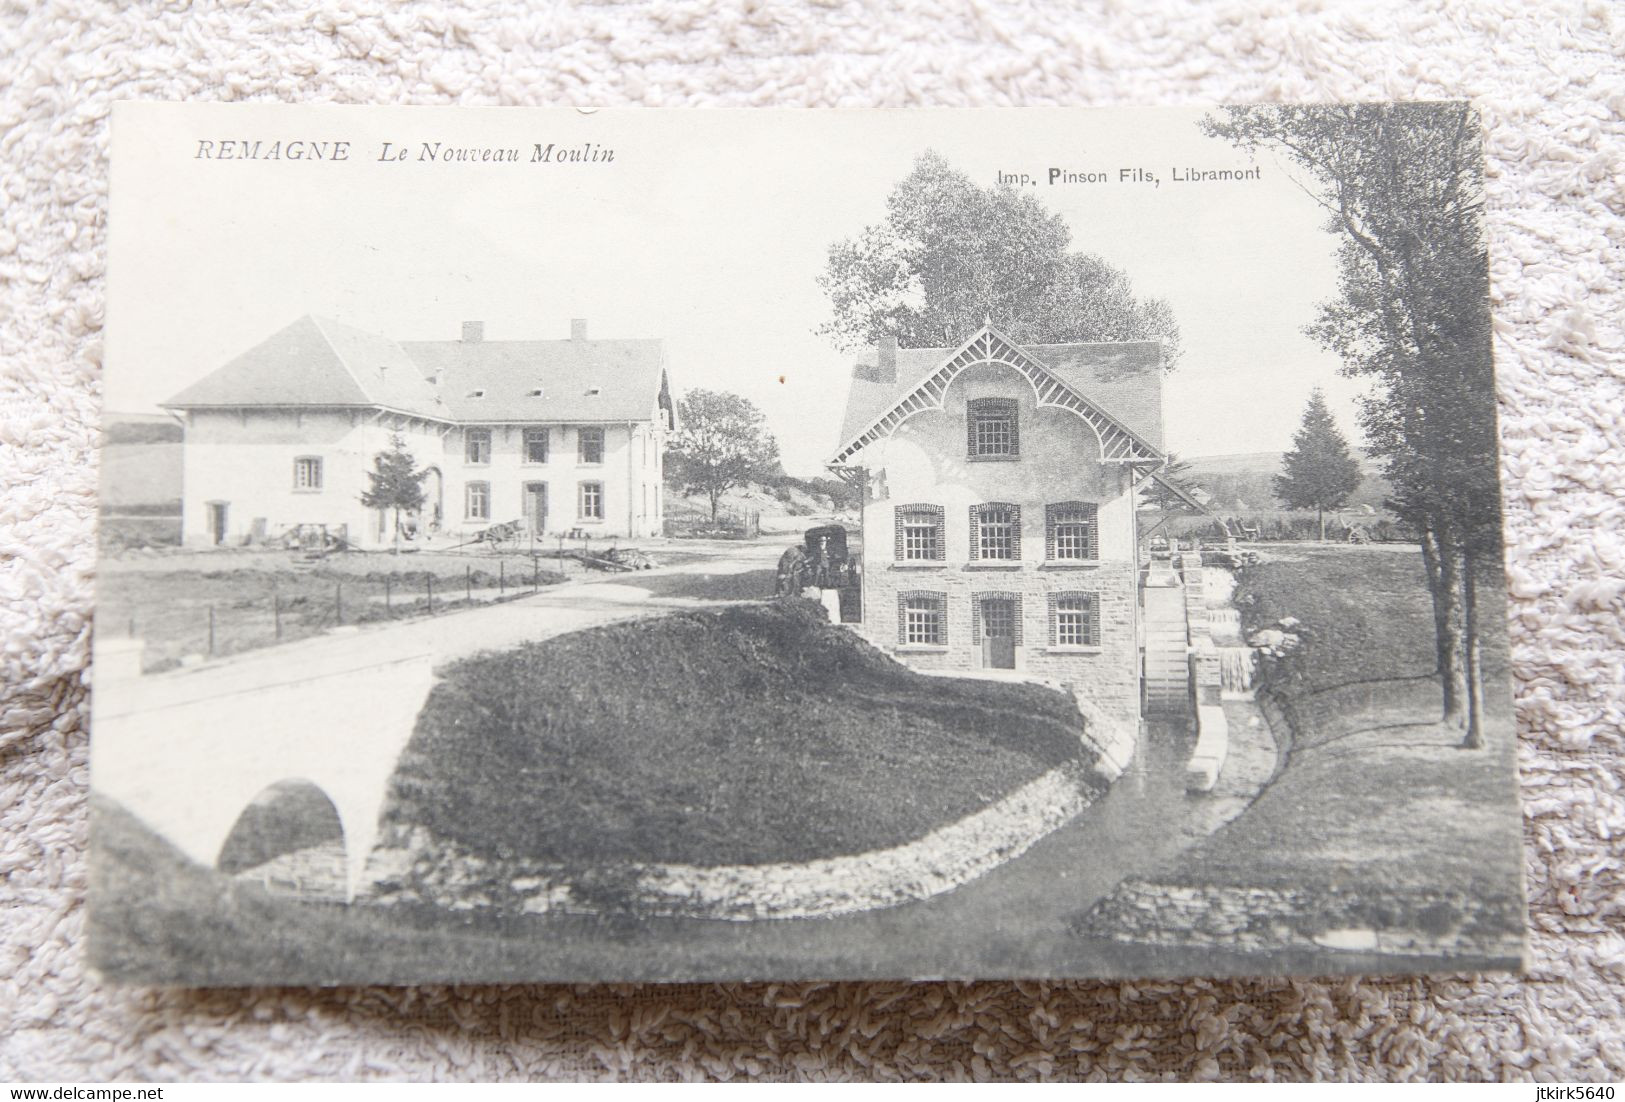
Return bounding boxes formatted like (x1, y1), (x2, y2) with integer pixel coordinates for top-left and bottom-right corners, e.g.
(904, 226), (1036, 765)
(162, 316), (675, 548)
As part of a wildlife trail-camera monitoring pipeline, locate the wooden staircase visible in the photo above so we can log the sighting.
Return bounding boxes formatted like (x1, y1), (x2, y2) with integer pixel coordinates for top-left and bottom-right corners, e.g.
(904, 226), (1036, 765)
(1142, 562), (1192, 715)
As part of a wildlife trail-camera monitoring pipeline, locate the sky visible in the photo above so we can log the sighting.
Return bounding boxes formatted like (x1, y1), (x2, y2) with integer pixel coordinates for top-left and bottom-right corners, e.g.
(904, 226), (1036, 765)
(107, 104), (1372, 476)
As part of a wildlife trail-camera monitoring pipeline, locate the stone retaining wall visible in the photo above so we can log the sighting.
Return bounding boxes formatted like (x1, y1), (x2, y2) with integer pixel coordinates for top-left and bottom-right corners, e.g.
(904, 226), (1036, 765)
(367, 760), (1106, 921)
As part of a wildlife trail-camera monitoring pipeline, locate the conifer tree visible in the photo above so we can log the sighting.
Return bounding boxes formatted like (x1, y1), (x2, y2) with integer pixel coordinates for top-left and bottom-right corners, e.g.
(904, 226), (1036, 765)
(1273, 389), (1364, 542)
(360, 433), (427, 553)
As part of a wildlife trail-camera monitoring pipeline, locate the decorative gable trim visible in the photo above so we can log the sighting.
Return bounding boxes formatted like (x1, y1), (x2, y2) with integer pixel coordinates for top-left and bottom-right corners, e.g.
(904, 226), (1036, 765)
(829, 326), (1164, 466)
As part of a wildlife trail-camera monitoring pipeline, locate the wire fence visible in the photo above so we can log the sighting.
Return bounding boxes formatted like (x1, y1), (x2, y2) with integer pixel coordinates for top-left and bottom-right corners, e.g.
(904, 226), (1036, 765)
(120, 558), (566, 670)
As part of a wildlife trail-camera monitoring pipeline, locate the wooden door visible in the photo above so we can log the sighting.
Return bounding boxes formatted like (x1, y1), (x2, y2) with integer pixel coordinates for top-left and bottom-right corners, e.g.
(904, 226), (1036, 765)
(980, 597), (1017, 669)
(523, 482), (548, 534)
(207, 501), (228, 546)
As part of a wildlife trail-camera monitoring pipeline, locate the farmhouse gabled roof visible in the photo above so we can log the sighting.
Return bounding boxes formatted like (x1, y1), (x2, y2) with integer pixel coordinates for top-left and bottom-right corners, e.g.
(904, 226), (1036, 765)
(162, 316), (672, 425)
(400, 337), (668, 423)
(162, 316), (450, 421)
(832, 328), (1165, 464)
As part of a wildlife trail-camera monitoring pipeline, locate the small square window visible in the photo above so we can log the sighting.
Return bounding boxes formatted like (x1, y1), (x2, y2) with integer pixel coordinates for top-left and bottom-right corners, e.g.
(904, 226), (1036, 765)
(293, 456), (323, 491)
(1051, 594), (1100, 647)
(899, 593), (946, 646)
(465, 481), (490, 521)
(523, 428), (550, 464)
(579, 481), (604, 520)
(967, 398), (1020, 459)
(578, 426), (604, 465)
(895, 504), (945, 561)
(971, 503), (1020, 560)
(1047, 502), (1099, 561)
(465, 429), (491, 465)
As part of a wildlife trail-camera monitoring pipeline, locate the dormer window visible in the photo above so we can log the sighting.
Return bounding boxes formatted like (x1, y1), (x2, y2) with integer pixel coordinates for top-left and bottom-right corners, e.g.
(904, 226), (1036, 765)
(967, 397), (1019, 459)
(467, 389), (486, 399)
(529, 387), (545, 398)
(586, 387), (602, 397)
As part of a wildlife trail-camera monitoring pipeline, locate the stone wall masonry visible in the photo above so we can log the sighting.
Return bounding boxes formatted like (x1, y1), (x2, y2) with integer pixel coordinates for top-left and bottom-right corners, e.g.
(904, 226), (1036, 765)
(864, 558), (1141, 725)
(366, 760), (1108, 921)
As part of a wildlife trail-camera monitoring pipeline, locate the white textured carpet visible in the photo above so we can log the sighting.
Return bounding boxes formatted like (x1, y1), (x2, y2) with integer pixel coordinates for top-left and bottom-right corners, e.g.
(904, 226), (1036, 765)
(2, 0), (1622, 1083)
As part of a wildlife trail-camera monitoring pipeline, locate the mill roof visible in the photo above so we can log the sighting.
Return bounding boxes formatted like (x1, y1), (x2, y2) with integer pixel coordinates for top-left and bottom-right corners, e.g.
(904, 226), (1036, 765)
(834, 334), (1165, 458)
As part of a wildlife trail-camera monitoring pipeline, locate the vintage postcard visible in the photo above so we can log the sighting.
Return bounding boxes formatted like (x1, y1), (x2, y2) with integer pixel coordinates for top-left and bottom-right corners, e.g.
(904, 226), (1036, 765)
(92, 103), (1525, 985)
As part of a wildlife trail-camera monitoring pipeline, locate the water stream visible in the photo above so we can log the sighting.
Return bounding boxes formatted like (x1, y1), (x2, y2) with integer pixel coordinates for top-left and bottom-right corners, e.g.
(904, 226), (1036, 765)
(1218, 645), (1256, 696)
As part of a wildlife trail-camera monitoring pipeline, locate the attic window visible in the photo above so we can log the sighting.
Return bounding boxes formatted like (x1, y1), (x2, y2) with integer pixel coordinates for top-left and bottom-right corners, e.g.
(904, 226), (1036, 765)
(585, 387), (602, 397)
(467, 389), (486, 399)
(529, 387), (545, 398)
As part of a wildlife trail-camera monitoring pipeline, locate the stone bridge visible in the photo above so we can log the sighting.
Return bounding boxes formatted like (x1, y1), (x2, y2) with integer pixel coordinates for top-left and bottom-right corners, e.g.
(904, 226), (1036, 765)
(88, 572), (765, 902)
(92, 634), (435, 900)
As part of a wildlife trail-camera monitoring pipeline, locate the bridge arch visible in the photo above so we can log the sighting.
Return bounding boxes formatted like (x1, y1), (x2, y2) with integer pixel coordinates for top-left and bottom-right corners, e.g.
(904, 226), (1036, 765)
(93, 650), (436, 903)
(217, 778), (348, 899)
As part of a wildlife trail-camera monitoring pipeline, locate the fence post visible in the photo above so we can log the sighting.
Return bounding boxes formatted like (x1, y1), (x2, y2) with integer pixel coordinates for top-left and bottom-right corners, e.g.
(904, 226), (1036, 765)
(335, 582), (343, 626)
(466, 564), (472, 602)
(128, 613), (136, 639)
(208, 604), (216, 656)
(532, 553), (539, 592)
(273, 593), (282, 640)
(499, 560), (505, 597)
(385, 575), (393, 618)
(427, 573), (434, 613)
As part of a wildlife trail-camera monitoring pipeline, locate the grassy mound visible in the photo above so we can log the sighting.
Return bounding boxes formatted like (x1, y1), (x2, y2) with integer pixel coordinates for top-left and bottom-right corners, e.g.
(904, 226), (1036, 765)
(382, 601), (1087, 866)
(1115, 546), (1524, 935)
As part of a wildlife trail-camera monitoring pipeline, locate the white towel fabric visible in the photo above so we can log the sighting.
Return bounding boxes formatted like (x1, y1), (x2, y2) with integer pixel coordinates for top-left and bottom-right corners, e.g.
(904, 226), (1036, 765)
(1, 0), (1621, 1082)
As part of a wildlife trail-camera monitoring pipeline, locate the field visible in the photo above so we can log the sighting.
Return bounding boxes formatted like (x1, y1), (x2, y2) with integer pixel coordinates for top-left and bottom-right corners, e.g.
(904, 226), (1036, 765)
(1113, 545), (1524, 935)
(98, 549), (574, 671)
(381, 601), (1088, 866)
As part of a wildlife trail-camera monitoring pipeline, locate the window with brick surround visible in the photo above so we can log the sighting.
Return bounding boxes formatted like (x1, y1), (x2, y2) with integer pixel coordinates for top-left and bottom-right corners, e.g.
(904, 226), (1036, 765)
(898, 591), (947, 646)
(1046, 501), (1099, 560)
(969, 502), (1021, 560)
(1049, 592), (1101, 647)
(523, 428), (549, 464)
(292, 456), (322, 491)
(465, 428), (491, 465)
(465, 480), (490, 520)
(894, 504), (945, 561)
(967, 397), (1019, 459)
(972, 592), (1024, 646)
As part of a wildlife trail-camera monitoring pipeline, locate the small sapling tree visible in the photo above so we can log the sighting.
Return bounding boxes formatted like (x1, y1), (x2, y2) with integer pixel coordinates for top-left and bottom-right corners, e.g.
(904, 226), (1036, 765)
(1273, 388), (1364, 542)
(665, 389), (780, 525)
(360, 433), (428, 553)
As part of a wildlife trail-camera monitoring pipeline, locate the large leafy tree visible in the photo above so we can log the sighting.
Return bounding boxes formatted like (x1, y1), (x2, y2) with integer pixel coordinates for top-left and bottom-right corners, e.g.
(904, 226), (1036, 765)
(359, 433), (428, 553)
(665, 389), (780, 524)
(1273, 389), (1365, 541)
(1205, 103), (1499, 747)
(817, 151), (1181, 363)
